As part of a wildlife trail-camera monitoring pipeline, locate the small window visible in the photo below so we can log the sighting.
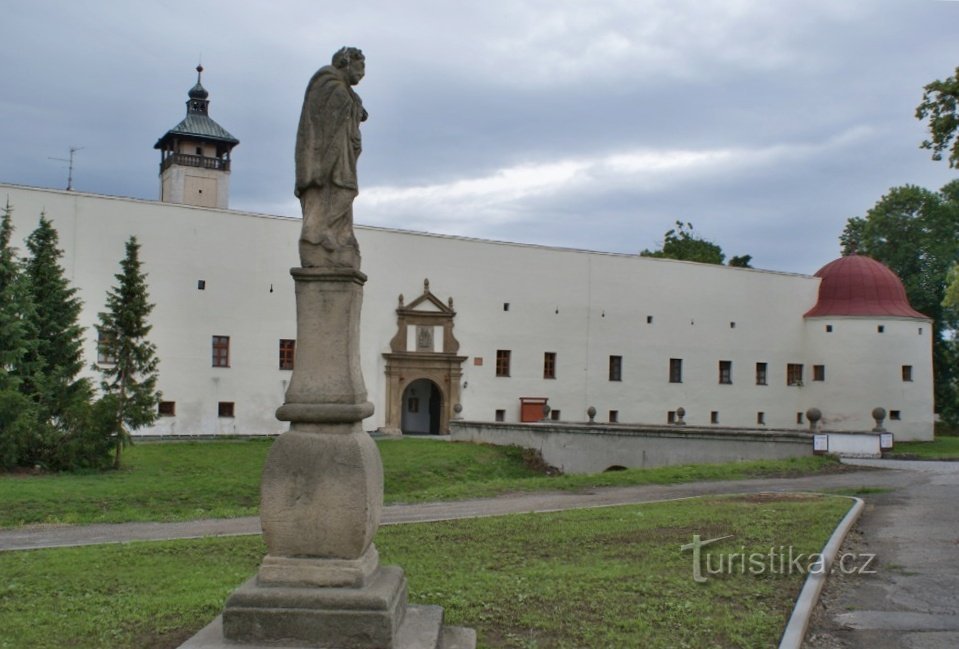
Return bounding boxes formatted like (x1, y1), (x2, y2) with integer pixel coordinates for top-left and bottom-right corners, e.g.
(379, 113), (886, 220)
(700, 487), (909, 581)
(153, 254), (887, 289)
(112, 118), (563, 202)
(495, 409), (505, 422)
(646, 315), (653, 324)
(902, 365), (913, 382)
(158, 401), (176, 417)
(550, 410), (561, 421)
(718, 360), (732, 385)
(825, 324), (833, 333)
(197, 279), (206, 290)
(757, 411), (765, 425)
(890, 410), (901, 421)
(609, 355), (623, 382)
(97, 328), (117, 365)
(667, 410), (676, 424)
(195, 146), (203, 155)
(473, 357), (484, 366)
(503, 303), (510, 312)
(212, 335), (230, 368)
(218, 401), (235, 418)
(543, 352), (556, 379)
(787, 363), (803, 386)
(877, 325), (885, 333)
(813, 365), (825, 382)
(669, 358), (683, 383)
(730, 322), (736, 329)
(755, 362), (768, 386)
(609, 410), (619, 423)
(797, 412), (804, 424)
(919, 327), (923, 335)
(710, 411), (719, 424)
(495, 350), (511, 377)
(279, 339), (295, 370)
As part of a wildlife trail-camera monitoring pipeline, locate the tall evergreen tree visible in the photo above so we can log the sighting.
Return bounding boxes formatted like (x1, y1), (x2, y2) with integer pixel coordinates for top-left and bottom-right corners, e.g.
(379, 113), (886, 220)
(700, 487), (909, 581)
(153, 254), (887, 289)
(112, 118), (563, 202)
(21, 214), (92, 427)
(96, 236), (160, 468)
(0, 200), (37, 468)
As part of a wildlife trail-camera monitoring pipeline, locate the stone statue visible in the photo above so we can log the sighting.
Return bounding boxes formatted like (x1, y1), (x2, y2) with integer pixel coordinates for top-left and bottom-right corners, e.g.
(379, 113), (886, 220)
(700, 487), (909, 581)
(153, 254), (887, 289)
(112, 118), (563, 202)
(295, 46), (368, 268)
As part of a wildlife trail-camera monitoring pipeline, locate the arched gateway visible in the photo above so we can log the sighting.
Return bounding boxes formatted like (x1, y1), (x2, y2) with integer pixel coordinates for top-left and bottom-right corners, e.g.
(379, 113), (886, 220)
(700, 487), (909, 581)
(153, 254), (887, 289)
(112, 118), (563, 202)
(381, 279), (467, 434)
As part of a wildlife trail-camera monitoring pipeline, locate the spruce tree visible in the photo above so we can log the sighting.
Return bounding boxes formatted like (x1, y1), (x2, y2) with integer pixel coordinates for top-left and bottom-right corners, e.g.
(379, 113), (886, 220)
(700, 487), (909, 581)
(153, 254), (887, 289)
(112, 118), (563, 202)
(20, 214), (94, 468)
(0, 200), (36, 468)
(97, 236), (160, 468)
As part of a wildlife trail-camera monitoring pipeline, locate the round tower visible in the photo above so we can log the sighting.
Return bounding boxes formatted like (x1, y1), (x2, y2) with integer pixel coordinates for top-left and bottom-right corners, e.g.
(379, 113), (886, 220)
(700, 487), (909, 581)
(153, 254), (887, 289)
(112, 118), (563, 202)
(802, 254), (933, 440)
(154, 65), (239, 208)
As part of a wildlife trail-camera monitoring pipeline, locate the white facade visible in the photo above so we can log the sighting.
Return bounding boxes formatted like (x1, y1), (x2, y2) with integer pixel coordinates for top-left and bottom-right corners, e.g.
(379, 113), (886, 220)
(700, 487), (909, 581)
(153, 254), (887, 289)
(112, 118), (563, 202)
(0, 183), (934, 441)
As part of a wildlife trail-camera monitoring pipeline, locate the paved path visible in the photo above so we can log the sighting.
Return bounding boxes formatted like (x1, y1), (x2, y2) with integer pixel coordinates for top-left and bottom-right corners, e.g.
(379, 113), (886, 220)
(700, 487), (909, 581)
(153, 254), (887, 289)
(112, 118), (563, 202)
(0, 465), (917, 552)
(805, 459), (959, 649)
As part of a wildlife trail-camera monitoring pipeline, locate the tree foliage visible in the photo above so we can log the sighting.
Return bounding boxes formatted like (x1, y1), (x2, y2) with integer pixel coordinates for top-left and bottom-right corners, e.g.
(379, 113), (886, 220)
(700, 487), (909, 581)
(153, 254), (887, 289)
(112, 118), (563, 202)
(840, 181), (959, 423)
(96, 237), (160, 468)
(916, 66), (959, 168)
(641, 221), (751, 267)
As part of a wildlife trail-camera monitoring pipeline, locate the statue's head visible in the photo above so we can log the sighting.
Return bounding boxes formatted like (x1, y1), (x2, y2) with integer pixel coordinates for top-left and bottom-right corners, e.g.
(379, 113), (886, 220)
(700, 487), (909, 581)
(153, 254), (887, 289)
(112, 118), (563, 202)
(332, 47), (365, 85)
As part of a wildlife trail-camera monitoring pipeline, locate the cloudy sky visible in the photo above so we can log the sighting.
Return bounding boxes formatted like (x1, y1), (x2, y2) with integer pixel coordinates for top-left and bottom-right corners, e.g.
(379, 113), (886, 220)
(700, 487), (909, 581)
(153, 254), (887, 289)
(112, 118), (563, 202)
(3, 0), (958, 273)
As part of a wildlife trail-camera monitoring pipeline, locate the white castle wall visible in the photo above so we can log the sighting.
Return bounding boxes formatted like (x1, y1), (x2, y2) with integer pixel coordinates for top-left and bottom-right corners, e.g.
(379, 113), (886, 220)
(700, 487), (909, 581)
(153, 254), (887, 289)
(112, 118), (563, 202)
(1, 183), (934, 441)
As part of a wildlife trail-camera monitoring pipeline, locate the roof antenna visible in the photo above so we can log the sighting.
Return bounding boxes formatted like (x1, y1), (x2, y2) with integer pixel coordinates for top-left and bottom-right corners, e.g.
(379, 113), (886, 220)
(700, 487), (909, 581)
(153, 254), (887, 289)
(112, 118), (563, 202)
(48, 146), (84, 191)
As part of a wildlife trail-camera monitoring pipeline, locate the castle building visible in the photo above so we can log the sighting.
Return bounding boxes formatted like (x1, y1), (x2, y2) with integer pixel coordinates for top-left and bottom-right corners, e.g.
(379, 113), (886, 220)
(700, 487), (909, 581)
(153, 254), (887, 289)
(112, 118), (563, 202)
(0, 71), (934, 442)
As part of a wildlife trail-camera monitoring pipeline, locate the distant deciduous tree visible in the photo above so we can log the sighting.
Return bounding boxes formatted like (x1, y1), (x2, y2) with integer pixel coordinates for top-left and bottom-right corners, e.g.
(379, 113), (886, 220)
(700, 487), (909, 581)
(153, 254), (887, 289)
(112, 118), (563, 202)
(841, 181), (959, 424)
(916, 66), (959, 168)
(641, 221), (751, 267)
(96, 236), (160, 468)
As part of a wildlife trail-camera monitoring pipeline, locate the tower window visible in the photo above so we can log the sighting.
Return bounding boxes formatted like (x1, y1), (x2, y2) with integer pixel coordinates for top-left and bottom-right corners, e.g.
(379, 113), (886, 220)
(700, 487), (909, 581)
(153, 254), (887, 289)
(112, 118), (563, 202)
(197, 279), (206, 290)
(877, 325), (885, 333)
(826, 324), (833, 332)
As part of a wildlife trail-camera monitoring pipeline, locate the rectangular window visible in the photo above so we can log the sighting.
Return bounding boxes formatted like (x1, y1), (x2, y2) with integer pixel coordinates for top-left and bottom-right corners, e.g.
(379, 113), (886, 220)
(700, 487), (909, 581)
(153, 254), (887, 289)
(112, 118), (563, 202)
(757, 411), (765, 425)
(495, 409), (505, 422)
(755, 362), (768, 385)
(813, 365), (825, 381)
(787, 363), (803, 386)
(212, 335), (230, 368)
(877, 325), (885, 333)
(667, 410), (676, 424)
(97, 328), (117, 365)
(543, 352), (556, 379)
(609, 410), (619, 423)
(718, 360), (732, 384)
(710, 411), (719, 424)
(218, 401), (235, 418)
(550, 410), (561, 421)
(609, 355), (622, 382)
(279, 339), (295, 370)
(495, 350), (511, 377)
(797, 412), (804, 424)
(890, 410), (901, 421)
(902, 365), (913, 382)
(158, 401), (176, 417)
(669, 358), (683, 383)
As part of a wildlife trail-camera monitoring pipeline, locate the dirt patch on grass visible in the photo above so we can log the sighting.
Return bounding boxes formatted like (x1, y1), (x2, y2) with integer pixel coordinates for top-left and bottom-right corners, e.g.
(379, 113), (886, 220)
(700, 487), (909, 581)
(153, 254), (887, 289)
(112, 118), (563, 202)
(598, 523), (733, 547)
(519, 447), (561, 476)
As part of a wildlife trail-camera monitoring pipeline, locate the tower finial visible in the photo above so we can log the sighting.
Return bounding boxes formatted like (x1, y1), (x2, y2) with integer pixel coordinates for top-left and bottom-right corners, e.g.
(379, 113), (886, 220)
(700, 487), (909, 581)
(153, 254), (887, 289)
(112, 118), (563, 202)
(196, 63), (204, 83)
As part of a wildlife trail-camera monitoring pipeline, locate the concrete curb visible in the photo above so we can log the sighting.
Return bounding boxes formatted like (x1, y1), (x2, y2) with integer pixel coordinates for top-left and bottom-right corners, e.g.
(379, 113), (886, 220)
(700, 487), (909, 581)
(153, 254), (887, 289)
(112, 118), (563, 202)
(778, 496), (864, 649)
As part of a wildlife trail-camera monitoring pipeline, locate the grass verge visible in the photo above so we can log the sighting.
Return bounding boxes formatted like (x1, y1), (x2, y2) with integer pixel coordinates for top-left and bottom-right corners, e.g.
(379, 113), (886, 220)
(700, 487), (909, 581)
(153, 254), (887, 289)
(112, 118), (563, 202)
(886, 436), (959, 460)
(0, 494), (853, 649)
(0, 438), (846, 528)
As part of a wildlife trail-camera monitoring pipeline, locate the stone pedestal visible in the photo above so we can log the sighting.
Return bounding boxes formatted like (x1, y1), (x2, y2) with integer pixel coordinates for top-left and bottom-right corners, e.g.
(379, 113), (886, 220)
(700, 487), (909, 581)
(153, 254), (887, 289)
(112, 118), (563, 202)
(179, 267), (474, 649)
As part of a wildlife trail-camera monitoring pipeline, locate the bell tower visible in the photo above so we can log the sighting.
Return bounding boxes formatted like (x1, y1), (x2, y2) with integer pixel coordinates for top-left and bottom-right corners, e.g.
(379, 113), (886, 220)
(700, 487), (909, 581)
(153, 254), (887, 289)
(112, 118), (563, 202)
(154, 65), (239, 209)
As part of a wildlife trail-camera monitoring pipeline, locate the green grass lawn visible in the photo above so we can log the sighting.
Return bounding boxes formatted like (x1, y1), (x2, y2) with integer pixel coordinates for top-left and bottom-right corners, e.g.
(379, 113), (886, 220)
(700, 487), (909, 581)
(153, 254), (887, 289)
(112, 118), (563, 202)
(0, 438), (846, 528)
(0, 494), (854, 649)
(887, 435), (959, 460)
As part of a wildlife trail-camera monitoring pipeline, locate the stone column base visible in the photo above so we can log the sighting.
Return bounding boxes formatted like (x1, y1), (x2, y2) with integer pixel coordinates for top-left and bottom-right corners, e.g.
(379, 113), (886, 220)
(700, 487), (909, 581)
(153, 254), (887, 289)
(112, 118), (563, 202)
(177, 566), (475, 649)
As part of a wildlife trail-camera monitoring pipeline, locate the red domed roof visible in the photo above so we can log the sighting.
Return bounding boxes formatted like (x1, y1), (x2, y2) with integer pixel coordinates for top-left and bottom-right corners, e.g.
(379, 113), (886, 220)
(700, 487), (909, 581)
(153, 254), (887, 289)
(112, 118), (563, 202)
(804, 254), (927, 319)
